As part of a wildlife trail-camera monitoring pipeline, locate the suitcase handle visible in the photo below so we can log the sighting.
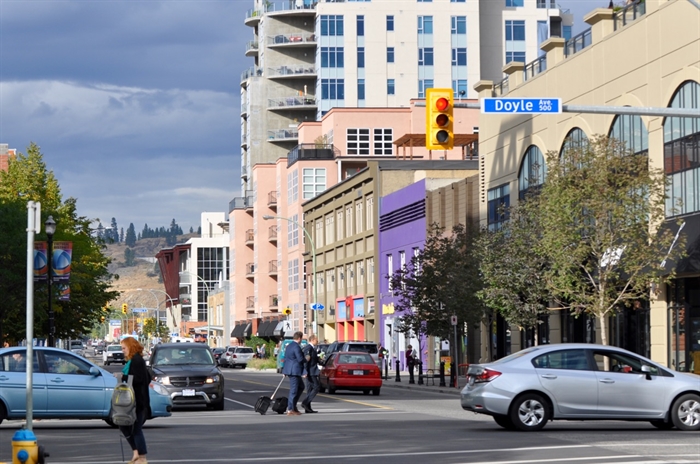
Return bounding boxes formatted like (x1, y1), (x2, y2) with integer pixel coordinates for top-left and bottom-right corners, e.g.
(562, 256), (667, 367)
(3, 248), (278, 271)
(271, 375), (285, 400)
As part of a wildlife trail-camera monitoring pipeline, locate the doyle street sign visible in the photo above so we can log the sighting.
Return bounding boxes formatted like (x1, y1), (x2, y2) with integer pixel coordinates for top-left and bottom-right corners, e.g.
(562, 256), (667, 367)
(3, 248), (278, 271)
(450, 315), (458, 326)
(131, 308), (148, 313)
(311, 303), (325, 311)
(482, 97), (562, 114)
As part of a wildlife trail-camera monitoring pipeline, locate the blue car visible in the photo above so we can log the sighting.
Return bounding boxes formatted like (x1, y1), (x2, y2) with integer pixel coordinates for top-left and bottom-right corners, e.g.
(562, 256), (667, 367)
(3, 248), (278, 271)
(0, 346), (172, 427)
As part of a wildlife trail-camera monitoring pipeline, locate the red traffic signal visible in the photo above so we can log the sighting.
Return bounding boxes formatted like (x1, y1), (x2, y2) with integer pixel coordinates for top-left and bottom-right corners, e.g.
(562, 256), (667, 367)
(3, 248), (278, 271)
(426, 89), (454, 150)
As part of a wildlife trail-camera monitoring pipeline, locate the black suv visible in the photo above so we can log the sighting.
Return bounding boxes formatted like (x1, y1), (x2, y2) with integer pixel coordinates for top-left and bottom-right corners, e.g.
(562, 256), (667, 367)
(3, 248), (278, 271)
(148, 343), (224, 410)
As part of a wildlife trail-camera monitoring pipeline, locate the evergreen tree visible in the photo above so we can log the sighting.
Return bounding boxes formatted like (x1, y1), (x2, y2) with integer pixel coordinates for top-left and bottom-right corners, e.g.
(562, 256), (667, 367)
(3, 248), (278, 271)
(189, 226), (194, 234)
(141, 224), (149, 239)
(110, 217), (119, 242)
(125, 223), (136, 247)
(120, 227), (124, 243)
(124, 247), (135, 266)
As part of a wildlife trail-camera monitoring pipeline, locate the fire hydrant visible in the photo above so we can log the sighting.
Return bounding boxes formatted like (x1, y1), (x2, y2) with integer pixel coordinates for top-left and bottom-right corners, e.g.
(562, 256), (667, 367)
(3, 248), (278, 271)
(11, 428), (46, 464)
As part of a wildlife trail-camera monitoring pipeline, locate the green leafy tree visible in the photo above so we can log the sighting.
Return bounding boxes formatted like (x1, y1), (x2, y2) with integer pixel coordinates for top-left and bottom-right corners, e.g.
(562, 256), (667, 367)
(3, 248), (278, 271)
(142, 317), (170, 342)
(0, 143), (119, 344)
(537, 136), (684, 345)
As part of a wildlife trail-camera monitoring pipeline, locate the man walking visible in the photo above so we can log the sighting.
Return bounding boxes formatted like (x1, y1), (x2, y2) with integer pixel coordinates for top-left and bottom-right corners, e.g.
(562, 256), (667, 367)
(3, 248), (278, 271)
(282, 331), (306, 416)
(301, 334), (320, 413)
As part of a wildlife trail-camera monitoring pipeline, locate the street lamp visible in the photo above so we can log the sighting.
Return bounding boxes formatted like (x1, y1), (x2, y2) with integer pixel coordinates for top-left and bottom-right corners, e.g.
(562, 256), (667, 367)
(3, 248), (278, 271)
(262, 215), (317, 335)
(145, 288), (178, 328)
(179, 271), (212, 346)
(137, 288), (160, 349)
(45, 215), (56, 347)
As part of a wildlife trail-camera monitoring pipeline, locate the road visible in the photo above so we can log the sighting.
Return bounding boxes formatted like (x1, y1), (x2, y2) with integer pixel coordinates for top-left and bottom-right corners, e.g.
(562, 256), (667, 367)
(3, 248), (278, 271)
(1, 362), (698, 464)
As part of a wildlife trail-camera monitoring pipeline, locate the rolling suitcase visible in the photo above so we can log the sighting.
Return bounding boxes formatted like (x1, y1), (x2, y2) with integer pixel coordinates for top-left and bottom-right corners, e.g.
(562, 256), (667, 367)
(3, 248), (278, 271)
(271, 396), (289, 414)
(254, 375), (286, 415)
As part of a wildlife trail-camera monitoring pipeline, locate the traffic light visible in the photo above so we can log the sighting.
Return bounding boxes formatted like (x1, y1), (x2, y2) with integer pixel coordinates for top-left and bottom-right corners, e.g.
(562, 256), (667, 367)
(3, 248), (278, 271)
(283, 307), (292, 316)
(100, 316), (106, 323)
(425, 88), (454, 150)
(122, 303), (128, 314)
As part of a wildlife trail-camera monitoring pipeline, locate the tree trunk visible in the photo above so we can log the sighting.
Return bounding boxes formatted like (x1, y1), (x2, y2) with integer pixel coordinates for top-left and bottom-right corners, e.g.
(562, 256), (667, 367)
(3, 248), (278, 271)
(598, 312), (610, 371)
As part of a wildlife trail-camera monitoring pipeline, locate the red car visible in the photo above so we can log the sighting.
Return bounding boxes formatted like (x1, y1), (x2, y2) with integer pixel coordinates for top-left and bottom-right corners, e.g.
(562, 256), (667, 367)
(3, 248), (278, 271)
(319, 351), (382, 395)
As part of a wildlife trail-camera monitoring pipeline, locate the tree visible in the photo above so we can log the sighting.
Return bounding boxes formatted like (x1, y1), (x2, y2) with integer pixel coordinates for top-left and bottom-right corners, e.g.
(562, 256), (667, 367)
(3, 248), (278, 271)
(477, 196), (551, 336)
(142, 317), (170, 342)
(125, 223), (136, 247)
(109, 217), (119, 243)
(537, 135), (684, 345)
(120, 227), (124, 243)
(389, 223), (485, 342)
(124, 247), (135, 266)
(0, 143), (119, 344)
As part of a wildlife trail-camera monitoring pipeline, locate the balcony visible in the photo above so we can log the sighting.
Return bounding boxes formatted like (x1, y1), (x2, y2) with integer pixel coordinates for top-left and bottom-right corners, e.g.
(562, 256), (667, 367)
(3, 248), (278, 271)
(179, 294), (192, 307)
(268, 225), (278, 243)
(244, 8), (265, 26)
(267, 33), (316, 48)
(613, 1), (646, 31)
(267, 129), (299, 143)
(494, 76), (509, 97)
(246, 296), (255, 312)
(240, 66), (262, 87)
(270, 294), (279, 309)
(240, 100), (248, 118)
(266, 0), (316, 17)
(269, 260), (278, 277)
(268, 191), (277, 210)
(536, 0), (556, 7)
(240, 165), (247, 180)
(287, 143), (339, 167)
(245, 229), (255, 246)
(267, 65), (316, 80)
(245, 40), (259, 57)
(241, 133), (248, 148)
(268, 95), (317, 111)
(245, 263), (255, 279)
(229, 191), (254, 212)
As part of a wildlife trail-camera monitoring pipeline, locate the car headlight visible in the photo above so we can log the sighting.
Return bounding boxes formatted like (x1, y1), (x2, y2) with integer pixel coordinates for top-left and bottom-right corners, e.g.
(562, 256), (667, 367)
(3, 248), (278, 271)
(154, 375), (171, 386)
(205, 374), (220, 384)
(150, 382), (170, 396)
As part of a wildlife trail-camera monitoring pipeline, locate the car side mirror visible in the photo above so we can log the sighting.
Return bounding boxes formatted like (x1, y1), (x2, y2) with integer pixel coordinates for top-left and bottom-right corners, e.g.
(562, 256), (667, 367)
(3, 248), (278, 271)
(641, 364), (652, 380)
(89, 366), (101, 377)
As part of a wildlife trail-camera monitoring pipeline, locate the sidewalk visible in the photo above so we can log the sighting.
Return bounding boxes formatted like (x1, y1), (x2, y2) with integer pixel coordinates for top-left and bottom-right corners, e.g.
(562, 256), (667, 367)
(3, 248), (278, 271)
(381, 370), (466, 396)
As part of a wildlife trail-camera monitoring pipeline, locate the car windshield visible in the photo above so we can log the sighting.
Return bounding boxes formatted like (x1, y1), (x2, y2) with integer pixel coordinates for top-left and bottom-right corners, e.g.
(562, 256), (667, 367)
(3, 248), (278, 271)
(338, 353), (374, 364)
(154, 347), (214, 365)
(107, 345), (121, 352)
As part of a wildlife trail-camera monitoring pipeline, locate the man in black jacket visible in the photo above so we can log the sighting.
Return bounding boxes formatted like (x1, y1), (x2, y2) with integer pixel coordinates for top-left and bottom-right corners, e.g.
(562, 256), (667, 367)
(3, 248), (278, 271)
(301, 334), (320, 413)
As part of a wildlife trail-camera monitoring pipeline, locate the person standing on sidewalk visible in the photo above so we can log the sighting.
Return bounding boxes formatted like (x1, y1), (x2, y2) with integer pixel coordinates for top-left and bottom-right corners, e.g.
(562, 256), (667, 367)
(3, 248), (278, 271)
(282, 331), (306, 416)
(406, 344), (416, 384)
(301, 334), (320, 413)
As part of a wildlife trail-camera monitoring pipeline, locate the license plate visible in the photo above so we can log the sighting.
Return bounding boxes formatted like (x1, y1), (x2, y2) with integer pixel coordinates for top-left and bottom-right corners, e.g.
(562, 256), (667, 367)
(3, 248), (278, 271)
(353, 370), (364, 375)
(183, 389), (195, 397)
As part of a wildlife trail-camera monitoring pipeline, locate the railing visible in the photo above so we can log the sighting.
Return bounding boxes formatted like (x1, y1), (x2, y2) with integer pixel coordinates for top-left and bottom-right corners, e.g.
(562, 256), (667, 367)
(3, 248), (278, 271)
(536, 0), (556, 7)
(246, 296), (255, 309)
(268, 33), (316, 46)
(287, 143), (339, 166)
(270, 295), (279, 307)
(266, 0), (317, 12)
(229, 196), (252, 211)
(241, 134), (248, 145)
(246, 263), (255, 275)
(245, 41), (259, 54)
(268, 96), (316, 109)
(523, 55), (547, 82)
(613, 1), (646, 31)
(269, 261), (278, 274)
(268, 129), (299, 141)
(268, 225), (278, 241)
(268, 191), (277, 207)
(245, 229), (255, 243)
(267, 65), (316, 78)
(564, 28), (592, 57)
(240, 100), (247, 115)
(494, 76), (509, 96)
(241, 66), (262, 82)
(241, 166), (247, 177)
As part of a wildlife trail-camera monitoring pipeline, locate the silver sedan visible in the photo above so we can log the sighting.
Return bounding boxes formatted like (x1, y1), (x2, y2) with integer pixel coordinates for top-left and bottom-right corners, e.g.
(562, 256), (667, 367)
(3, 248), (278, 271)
(461, 343), (700, 431)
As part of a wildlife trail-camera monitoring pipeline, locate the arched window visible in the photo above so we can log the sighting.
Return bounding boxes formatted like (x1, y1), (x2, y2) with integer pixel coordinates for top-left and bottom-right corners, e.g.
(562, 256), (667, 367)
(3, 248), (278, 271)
(608, 114), (648, 156)
(518, 145), (546, 199)
(664, 81), (700, 217)
(559, 127), (589, 158)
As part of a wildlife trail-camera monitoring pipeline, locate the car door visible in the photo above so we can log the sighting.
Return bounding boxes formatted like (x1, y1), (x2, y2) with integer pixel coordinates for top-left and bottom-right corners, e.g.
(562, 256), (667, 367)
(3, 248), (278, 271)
(0, 349), (47, 416)
(43, 351), (108, 417)
(592, 349), (668, 418)
(533, 348), (599, 417)
(320, 354), (337, 388)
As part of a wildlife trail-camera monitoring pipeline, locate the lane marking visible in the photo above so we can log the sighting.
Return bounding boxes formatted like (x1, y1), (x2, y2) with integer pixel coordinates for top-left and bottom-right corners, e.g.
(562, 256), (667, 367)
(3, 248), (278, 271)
(225, 398), (254, 409)
(231, 389), (270, 393)
(315, 393), (393, 410)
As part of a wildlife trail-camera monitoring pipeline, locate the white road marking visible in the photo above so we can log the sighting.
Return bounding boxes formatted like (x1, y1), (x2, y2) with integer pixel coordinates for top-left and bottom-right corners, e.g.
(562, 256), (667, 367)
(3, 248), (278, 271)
(225, 398), (254, 408)
(230, 389), (271, 393)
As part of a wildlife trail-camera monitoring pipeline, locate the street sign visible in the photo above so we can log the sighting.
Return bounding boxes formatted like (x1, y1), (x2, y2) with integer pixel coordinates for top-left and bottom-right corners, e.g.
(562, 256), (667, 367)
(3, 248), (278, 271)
(450, 315), (458, 326)
(311, 303), (325, 311)
(481, 97), (562, 114)
(282, 321), (292, 334)
(131, 308), (148, 313)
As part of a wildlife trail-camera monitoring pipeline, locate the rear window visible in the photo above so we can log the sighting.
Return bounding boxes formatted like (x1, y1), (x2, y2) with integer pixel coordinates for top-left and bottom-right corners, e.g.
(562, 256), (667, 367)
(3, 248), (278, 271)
(344, 344), (377, 354)
(237, 348), (254, 354)
(338, 353), (374, 364)
(107, 345), (121, 352)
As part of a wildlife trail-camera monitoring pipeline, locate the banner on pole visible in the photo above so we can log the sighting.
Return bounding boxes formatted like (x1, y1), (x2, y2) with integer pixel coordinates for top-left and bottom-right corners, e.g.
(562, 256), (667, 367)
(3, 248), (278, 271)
(34, 242), (48, 282)
(52, 241), (72, 283)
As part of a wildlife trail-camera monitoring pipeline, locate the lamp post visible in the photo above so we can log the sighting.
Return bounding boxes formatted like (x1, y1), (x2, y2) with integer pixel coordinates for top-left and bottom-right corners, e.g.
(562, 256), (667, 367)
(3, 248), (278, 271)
(146, 288), (178, 329)
(179, 271), (212, 346)
(45, 215), (56, 347)
(262, 215), (317, 335)
(137, 288), (160, 349)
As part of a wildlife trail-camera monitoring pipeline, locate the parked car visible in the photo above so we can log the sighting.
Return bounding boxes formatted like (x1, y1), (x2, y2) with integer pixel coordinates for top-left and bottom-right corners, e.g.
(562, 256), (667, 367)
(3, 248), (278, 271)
(319, 351), (382, 395)
(324, 341), (381, 368)
(102, 344), (125, 365)
(228, 347), (255, 368)
(276, 338), (308, 373)
(460, 343), (700, 432)
(147, 342), (224, 410)
(211, 347), (226, 365)
(0, 346), (172, 426)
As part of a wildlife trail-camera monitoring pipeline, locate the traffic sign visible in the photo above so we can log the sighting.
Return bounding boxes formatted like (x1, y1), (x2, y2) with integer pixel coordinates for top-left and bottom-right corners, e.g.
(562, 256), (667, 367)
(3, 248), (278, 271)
(131, 308), (148, 313)
(481, 97), (561, 114)
(450, 315), (458, 326)
(311, 303), (325, 311)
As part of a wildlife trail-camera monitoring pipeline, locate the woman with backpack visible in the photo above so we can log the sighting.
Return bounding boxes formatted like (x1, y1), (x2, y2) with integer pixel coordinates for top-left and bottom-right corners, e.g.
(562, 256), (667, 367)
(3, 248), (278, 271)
(120, 336), (151, 464)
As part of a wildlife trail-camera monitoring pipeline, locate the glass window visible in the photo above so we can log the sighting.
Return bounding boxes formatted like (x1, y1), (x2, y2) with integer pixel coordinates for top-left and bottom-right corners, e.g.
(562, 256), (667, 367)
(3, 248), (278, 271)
(451, 0), (466, 2)
(387, 47), (395, 63)
(487, 183), (510, 231)
(518, 145), (547, 199)
(357, 15), (364, 36)
(387, 79), (395, 95)
(346, 205), (353, 237)
(302, 168), (326, 200)
(366, 195), (374, 229)
(355, 200), (364, 234)
(321, 79), (345, 100)
(505, 20), (525, 41)
(452, 79), (468, 98)
(418, 79), (433, 98)
(418, 48), (434, 66)
(320, 47), (344, 68)
(559, 127), (590, 161)
(418, 16), (433, 34)
(387, 15), (394, 31)
(506, 51), (526, 63)
(287, 171), (298, 204)
(373, 128), (393, 155)
(609, 114), (649, 156)
(45, 352), (93, 375)
(320, 15), (344, 37)
(451, 16), (466, 35)
(287, 214), (299, 248)
(532, 349), (589, 370)
(357, 47), (365, 68)
(506, 0), (524, 6)
(337, 210), (344, 240)
(347, 128), (371, 155)
(593, 350), (660, 375)
(358, 79), (365, 100)
(0, 350), (39, 372)
(325, 214), (335, 245)
(452, 48), (467, 66)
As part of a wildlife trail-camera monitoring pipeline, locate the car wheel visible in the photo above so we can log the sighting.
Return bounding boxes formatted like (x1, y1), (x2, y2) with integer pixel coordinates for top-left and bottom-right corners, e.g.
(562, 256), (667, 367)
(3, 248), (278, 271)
(671, 393), (700, 431)
(650, 419), (674, 430)
(241, 364), (246, 370)
(372, 388), (380, 396)
(509, 393), (550, 431)
(0, 402), (7, 425)
(493, 414), (516, 430)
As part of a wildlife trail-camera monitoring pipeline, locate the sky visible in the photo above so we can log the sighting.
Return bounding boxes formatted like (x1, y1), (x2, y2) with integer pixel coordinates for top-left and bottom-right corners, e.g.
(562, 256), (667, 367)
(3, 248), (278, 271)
(0, 0), (598, 234)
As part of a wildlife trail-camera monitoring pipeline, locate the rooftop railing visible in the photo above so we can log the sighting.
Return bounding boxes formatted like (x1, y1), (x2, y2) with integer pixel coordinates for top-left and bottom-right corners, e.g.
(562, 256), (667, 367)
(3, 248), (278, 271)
(613, 0), (646, 31)
(287, 143), (339, 167)
(524, 55), (547, 82)
(536, 0), (557, 7)
(494, 76), (509, 96)
(564, 28), (592, 57)
(241, 66), (262, 83)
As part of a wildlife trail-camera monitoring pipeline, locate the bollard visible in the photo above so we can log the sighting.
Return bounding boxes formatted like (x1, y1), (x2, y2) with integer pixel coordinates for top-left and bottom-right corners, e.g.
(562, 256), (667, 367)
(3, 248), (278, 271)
(384, 358), (389, 380)
(394, 359), (401, 382)
(439, 361), (446, 387)
(12, 428), (46, 464)
(417, 360), (424, 385)
(450, 361), (457, 388)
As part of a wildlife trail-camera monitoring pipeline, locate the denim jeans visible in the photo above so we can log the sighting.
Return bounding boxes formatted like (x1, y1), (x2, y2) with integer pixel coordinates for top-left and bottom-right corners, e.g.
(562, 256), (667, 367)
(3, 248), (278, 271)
(119, 408), (147, 455)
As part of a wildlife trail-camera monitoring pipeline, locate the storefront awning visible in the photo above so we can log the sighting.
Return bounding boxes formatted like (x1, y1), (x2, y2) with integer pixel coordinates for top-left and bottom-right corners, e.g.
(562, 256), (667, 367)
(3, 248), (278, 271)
(231, 323), (244, 338)
(272, 321), (290, 338)
(256, 321), (272, 337)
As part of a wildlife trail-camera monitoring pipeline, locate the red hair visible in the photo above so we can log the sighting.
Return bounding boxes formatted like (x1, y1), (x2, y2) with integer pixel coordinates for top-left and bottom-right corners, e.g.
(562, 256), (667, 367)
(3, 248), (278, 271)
(120, 337), (144, 360)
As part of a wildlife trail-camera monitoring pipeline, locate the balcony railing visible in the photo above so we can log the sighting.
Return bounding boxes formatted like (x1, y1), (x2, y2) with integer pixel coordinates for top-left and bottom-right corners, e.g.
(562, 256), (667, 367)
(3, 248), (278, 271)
(523, 55), (547, 82)
(494, 76), (509, 96)
(268, 191), (277, 208)
(287, 143), (339, 166)
(613, 0), (646, 31)
(269, 260), (278, 276)
(268, 33), (316, 46)
(268, 225), (278, 242)
(245, 40), (259, 55)
(241, 66), (262, 83)
(267, 129), (299, 141)
(266, 0), (317, 13)
(245, 229), (255, 245)
(270, 294), (279, 308)
(564, 28), (592, 57)
(267, 65), (316, 78)
(268, 96), (317, 109)
(246, 296), (255, 310)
